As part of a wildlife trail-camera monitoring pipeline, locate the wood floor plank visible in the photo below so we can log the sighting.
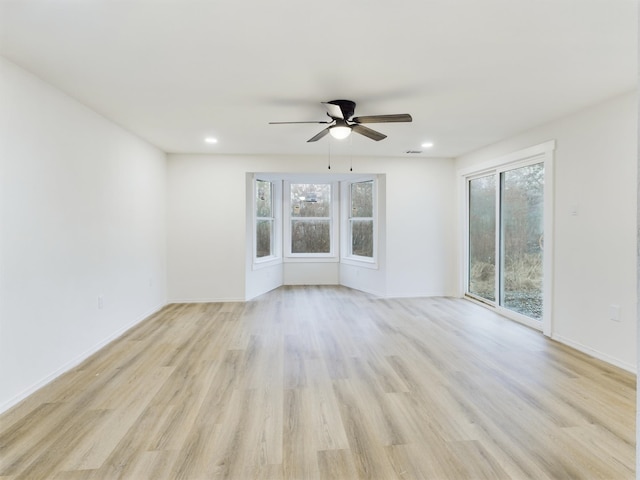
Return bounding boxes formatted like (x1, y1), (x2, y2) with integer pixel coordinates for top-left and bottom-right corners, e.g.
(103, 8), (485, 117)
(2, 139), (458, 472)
(331, 379), (401, 478)
(203, 387), (282, 479)
(58, 365), (175, 471)
(8, 409), (111, 479)
(316, 448), (359, 480)
(0, 285), (635, 479)
(307, 384), (350, 451)
(282, 389), (319, 480)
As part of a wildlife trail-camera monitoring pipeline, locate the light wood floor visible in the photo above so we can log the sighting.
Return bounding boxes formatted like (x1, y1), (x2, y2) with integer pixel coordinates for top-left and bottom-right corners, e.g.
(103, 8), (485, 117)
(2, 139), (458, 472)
(0, 286), (635, 479)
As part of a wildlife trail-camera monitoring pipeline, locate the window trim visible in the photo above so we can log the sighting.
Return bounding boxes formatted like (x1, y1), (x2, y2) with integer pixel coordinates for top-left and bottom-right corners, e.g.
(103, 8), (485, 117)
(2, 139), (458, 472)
(459, 140), (555, 336)
(341, 176), (378, 268)
(283, 180), (339, 262)
(252, 177), (282, 269)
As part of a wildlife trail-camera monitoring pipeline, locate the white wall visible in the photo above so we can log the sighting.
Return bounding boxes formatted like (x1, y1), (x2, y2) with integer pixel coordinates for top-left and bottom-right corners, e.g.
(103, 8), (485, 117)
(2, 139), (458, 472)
(167, 154), (457, 301)
(456, 91), (638, 371)
(284, 263), (339, 285)
(0, 58), (167, 412)
(382, 157), (457, 297)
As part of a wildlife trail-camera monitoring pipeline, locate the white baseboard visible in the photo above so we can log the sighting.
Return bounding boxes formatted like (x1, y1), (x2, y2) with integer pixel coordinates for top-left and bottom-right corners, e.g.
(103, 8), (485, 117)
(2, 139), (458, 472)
(244, 284), (282, 301)
(340, 284), (386, 298)
(167, 297), (246, 304)
(551, 333), (636, 374)
(0, 302), (166, 415)
(384, 291), (453, 299)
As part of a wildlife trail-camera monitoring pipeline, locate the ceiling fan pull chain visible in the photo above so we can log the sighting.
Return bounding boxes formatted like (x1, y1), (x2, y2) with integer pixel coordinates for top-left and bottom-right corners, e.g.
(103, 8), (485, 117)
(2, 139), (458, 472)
(350, 134), (353, 172)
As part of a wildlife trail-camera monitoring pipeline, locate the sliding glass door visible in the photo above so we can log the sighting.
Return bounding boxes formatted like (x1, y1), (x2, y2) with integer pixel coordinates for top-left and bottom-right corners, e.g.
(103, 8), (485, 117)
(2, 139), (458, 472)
(466, 159), (547, 326)
(500, 163), (544, 319)
(468, 175), (496, 302)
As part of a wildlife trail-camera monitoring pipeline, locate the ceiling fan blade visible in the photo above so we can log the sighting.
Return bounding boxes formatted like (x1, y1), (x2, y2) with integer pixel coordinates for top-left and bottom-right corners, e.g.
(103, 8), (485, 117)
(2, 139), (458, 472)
(351, 124), (387, 141)
(269, 120), (332, 124)
(307, 127), (331, 142)
(352, 113), (413, 124)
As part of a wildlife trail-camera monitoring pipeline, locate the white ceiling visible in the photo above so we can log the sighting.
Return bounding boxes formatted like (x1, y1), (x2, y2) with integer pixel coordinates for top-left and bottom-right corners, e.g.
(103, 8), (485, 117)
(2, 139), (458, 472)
(1, 0), (636, 158)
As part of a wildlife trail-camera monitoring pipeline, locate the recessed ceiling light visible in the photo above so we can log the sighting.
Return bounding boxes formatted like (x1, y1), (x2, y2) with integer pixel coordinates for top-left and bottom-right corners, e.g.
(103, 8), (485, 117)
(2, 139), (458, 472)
(204, 137), (218, 144)
(421, 142), (434, 148)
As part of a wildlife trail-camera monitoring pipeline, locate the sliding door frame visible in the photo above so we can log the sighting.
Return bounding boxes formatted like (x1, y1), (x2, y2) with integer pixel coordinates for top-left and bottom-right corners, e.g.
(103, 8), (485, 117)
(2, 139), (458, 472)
(459, 141), (555, 336)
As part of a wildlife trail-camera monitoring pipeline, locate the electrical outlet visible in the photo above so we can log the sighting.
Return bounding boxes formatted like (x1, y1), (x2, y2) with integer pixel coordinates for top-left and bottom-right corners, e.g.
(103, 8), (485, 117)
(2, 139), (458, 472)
(609, 304), (621, 322)
(570, 204), (579, 216)
(97, 295), (104, 310)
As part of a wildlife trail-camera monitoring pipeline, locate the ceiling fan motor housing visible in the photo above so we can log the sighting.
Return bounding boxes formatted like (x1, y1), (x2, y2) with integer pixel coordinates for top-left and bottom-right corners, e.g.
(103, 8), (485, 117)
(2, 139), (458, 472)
(327, 99), (356, 120)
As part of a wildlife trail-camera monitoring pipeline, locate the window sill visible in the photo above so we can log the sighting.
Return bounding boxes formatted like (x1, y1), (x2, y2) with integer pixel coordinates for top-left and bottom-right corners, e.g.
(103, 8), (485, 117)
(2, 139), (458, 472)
(340, 256), (378, 269)
(252, 257), (282, 270)
(284, 256), (339, 263)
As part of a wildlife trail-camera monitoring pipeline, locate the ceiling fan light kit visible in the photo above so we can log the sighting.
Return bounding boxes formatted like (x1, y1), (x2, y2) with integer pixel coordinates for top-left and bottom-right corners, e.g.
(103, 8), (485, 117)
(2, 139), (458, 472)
(269, 99), (412, 143)
(329, 123), (351, 140)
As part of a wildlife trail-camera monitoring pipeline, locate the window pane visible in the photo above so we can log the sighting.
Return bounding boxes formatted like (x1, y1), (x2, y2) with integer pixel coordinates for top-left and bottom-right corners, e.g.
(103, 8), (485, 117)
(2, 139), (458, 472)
(468, 175), (496, 301)
(501, 163), (544, 320)
(256, 219), (272, 258)
(351, 219), (373, 257)
(291, 220), (330, 253)
(290, 184), (331, 218)
(256, 180), (272, 218)
(351, 181), (373, 217)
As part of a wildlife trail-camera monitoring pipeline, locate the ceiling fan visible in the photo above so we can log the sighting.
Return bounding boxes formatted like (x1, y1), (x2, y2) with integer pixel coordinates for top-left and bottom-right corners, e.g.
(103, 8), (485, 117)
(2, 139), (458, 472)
(269, 99), (412, 142)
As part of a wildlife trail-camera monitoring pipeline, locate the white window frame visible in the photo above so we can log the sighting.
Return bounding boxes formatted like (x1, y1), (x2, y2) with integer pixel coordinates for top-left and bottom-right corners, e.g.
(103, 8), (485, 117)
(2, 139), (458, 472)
(459, 140), (555, 336)
(252, 176), (282, 269)
(284, 180), (339, 262)
(341, 176), (378, 268)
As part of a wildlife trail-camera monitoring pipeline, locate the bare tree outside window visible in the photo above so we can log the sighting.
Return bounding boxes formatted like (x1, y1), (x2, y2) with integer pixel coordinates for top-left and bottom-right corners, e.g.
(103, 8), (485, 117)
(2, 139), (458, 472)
(256, 180), (273, 258)
(501, 163), (544, 319)
(290, 183), (331, 254)
(350, 181), (374, 257)
(468, 175), (496, 301)
(467, 163), (544, 320)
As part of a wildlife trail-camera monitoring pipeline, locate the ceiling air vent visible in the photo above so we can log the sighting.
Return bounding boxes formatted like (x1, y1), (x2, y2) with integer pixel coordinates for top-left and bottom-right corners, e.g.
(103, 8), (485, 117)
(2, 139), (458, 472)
(405, 150), (422, 154)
